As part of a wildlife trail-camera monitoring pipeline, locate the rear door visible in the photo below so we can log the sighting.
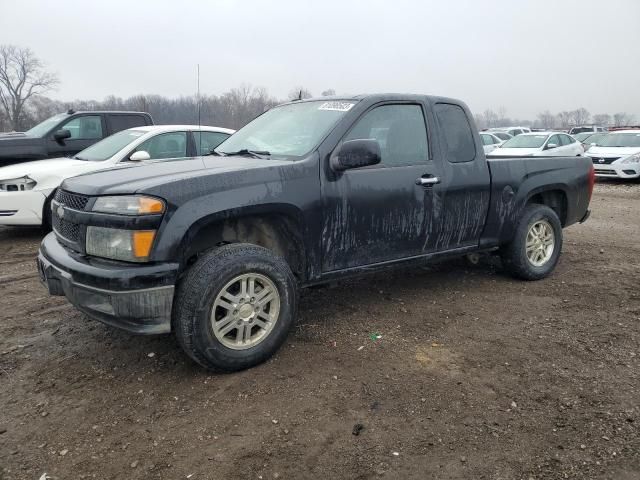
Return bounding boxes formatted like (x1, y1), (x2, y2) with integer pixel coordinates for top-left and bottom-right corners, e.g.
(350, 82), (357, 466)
(432, 102), (491, 250)
(320, 102), (444, 271)
(46, 114), (106, 157)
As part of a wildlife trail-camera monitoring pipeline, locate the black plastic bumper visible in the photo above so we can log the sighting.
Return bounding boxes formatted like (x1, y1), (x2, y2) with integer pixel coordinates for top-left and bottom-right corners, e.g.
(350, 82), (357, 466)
(37, 232), (179, 334)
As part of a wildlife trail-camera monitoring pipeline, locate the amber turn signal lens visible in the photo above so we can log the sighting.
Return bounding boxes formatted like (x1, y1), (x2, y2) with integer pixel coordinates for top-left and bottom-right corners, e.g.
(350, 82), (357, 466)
(132, 230), (156, 258)
(138, 197), (165, 214)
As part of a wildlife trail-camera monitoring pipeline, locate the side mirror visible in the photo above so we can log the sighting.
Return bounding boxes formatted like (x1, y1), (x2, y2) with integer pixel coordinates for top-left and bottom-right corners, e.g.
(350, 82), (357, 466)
(546, 143), (558, 150)
(331, 139), (381, 171)
(129, 150), (151, 162)
(53, 129), (71, 143)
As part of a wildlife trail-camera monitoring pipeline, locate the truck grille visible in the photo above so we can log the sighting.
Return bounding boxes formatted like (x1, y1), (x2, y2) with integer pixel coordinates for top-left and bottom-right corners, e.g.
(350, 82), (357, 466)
(52, 215), (81, 241)
(52, 189), (90, 248)
(54, 189), (89, 211)
(590, 157), (619, 165)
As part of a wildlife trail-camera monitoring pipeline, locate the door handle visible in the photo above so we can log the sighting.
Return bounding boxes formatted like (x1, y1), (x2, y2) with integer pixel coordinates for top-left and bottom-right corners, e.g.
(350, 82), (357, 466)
(415, 175), (440, 186)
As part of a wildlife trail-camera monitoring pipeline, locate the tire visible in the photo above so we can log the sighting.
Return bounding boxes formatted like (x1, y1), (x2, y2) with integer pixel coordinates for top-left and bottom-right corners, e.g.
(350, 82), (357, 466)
(172, 243), (298, 372)
(500, 204), (563, 281)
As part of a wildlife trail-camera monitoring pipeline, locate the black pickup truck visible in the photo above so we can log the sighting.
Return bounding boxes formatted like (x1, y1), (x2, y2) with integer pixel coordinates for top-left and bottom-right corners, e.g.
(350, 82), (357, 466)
(0, 110), (153, 167)
(37, 94), (594, 372)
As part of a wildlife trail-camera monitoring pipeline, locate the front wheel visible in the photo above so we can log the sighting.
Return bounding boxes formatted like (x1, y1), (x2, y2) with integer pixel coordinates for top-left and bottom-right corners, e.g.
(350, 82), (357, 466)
(501, 204), (563, 280)
(173, 243), (298, 372)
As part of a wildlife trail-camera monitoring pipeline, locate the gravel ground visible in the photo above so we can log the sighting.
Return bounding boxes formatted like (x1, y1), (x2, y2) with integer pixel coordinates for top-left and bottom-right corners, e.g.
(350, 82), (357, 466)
(0, 181), (639, 480)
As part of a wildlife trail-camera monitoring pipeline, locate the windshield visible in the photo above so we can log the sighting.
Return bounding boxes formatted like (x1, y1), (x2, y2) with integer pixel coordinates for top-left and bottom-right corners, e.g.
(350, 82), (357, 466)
(74, 129), (147, 161)
(501, 134), (548, 148)
(580, 133), (607, 145)
(598, 132), (640, 148)
(215, 100), (356, 159)
(493, 132), (512, 141)
(25, 113), (67, 137)
(574, 132), (594, 142)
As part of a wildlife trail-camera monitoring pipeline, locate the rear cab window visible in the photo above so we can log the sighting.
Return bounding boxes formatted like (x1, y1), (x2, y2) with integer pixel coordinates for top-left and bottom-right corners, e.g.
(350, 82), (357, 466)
(434, 103), (476, 163)
(107, 114), (150, 134)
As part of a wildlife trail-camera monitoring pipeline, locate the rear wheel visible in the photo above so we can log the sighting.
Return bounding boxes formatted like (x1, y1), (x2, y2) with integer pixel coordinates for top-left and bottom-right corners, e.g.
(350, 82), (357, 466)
(173, 243), (298, 372)
(501, 204), (562, 280)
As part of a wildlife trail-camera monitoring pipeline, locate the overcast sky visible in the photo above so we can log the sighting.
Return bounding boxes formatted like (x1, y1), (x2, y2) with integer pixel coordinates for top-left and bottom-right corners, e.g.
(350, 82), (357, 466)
(1, 0), (638, 120)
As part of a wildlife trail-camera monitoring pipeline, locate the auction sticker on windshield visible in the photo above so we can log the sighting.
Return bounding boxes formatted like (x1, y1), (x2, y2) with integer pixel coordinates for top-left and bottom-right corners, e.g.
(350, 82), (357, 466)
(318, 101), (355, 112)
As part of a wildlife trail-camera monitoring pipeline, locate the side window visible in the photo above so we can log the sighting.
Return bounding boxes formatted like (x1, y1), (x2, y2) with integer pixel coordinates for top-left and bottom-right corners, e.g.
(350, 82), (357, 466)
(434, 103), (476, 163)
(194, 131), (231, 155)
(564, 134), (575, 145)
(108, 115), (148, 133)
(343, 104), (428, 167)
(136, 132), (187, 160)
(547, 135), (560, 148)
(480, 134), (492, 146)
(60, 115), (103, 140)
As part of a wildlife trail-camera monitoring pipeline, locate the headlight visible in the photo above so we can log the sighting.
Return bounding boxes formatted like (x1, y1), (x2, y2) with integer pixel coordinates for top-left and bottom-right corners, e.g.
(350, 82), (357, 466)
(92, 196), (165, 215)
(86, 227), (156, 262)
(0, 176), (37, 192)
(620, 153), (640, 164)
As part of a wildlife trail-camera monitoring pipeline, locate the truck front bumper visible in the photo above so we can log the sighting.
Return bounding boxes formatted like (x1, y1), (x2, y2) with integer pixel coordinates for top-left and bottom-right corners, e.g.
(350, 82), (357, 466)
(37, 232), (179, 334)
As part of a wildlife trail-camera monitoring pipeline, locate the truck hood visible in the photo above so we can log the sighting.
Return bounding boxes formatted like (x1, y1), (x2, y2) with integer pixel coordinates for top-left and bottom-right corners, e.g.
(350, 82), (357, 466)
(0, 133), (40, 145)
(0, 132), (27, 138)
(586, 146), (640, 157)
(61, 156), (293, 196)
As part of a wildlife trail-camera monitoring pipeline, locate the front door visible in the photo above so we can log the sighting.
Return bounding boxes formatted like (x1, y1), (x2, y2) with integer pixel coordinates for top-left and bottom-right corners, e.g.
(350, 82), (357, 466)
(47, 114), (105, 157)
(320, 102), (443, 271)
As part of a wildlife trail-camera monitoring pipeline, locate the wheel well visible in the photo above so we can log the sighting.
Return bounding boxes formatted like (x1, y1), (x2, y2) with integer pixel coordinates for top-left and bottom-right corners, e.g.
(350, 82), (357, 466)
(181, 213), (306, 280)
(527, 190), (567, 226)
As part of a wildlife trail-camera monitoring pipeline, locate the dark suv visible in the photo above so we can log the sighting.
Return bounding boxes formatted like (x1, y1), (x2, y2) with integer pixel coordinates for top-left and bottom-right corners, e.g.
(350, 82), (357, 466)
(0, 110), (153, 167)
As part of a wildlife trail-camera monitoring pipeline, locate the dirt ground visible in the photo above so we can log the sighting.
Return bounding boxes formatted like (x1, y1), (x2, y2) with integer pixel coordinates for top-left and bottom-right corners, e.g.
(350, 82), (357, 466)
(1, 182), (639, 480)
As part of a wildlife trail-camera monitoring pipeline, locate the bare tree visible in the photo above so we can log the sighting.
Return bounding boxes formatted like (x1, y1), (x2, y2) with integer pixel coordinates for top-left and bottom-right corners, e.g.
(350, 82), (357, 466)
(569, 107), (590, 126)
(536, 110), (556, 129)
(592, 113), (611, 126)
(287, 86), (312, 101)
(556, 111), (571, 128)
(482, 109), (498, 128)
(0, 45), (58, 130)
(613, 112), (635, 127)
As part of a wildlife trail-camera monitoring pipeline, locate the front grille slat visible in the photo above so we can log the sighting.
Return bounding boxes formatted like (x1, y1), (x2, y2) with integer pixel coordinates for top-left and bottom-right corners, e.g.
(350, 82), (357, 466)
(590, 157), (619, 165)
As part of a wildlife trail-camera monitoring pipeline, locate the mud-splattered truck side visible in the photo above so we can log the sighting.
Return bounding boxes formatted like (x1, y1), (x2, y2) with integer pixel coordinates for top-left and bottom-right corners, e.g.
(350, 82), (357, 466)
(37, 94), (594, 371)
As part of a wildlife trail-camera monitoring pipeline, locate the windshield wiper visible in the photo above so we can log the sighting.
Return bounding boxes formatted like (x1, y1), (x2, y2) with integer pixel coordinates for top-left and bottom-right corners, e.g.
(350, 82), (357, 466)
(220, 149), (271, 159)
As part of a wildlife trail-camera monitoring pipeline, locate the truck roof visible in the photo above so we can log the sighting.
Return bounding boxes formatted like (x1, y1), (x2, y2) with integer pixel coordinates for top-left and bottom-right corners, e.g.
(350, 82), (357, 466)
(280, 93), (464, 106)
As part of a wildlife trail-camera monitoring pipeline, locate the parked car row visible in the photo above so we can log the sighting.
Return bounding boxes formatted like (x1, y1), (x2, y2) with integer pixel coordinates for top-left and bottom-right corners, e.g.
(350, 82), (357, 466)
(487, 132), (584, 157)
(0, 123), (234, 226)
(481, 126), (640, 180)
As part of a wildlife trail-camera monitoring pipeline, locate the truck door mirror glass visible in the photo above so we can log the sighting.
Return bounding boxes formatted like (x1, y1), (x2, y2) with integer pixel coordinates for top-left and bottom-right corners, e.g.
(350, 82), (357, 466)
(129, 150), (151, 162)
(53, 129), (72, 143)
(331, 139), (381, 171)
(546, 143), (558, 150)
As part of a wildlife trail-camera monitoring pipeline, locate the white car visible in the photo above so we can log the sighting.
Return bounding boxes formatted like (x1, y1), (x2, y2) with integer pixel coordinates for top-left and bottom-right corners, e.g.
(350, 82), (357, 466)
(479, 132), (506, 154)
(488, 132), (584, 157)
(585, 130), (640, 179)
(488, 126), (530, 137)
(0, 125), (234, 226)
